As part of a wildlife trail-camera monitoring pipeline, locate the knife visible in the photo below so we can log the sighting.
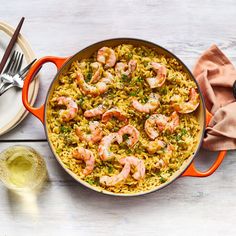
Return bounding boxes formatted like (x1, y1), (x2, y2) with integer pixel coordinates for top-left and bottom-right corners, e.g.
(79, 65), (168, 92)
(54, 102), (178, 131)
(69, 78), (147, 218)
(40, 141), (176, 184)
(0, 17), (25, 74)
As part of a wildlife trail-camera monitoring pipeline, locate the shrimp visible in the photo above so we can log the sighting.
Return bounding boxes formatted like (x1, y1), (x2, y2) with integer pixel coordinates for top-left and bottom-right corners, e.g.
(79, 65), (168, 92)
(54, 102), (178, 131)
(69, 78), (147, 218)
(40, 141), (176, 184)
(132, 93), (160, 113)
(98, 133), (122, 161)
(101, 108), (128, 123)
(146, 62), (167, 88)
(166, 143), (175, 154)
(100, 161), (130, 186)
(173, 88), (200, 113)
(167, 111), (179, 132)
(145, 112), (179, 140)
(57, 96), (78, 121)
(118, 125), (139, 147)
(100, 156), (145, 186)
(144, 114), (168, 140)
(90, 62), (102, 84)
(75, 121), (103, 144)
(146, 139), (166, 154)
(76, 71), (113, 97)
(115, 60), (137, 77)
(155, 159), (166, 169)
(84, 105), (107, 118)
(72, 147), (95, 176)
(97, 47), (116, 68)
(119, 156), (145, 180)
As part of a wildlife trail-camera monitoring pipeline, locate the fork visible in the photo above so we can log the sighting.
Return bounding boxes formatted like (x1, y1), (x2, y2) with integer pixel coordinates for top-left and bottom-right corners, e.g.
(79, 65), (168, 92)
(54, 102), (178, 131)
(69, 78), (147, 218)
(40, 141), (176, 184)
(0, 58), (37, 96)
(0, 51), (24, 91)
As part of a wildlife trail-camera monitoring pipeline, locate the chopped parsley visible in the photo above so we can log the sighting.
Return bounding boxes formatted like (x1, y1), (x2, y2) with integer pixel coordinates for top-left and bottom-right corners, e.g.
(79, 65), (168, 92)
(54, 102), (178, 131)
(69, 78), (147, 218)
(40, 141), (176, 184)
(136, 77), (144, 82)
(160, 176), (167, 183)
(141, 96), (149, 103)
(108, 166), (113, 173)
(85, 71), (92, 82)
(129, 91), (137, 96)
(78, 97), (84, 106)
(159, 87), (168, 95)
(121, 74), (129, 82)
(60, 126), (72, 133)
(127, 52), (133, 59)
(181, 128), (187, 135)
(176, 128), (187, 142)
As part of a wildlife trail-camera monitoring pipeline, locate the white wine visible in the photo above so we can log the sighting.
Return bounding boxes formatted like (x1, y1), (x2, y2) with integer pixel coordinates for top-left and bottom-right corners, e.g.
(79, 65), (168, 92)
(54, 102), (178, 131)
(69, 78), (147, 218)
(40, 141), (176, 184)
(0, 145), (47, 192)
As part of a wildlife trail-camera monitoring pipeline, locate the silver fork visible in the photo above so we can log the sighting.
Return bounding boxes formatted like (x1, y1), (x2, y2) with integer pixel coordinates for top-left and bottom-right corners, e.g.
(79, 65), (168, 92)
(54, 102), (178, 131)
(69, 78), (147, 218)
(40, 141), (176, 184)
(0, 51), (24, 92)
(0, 58), (37, 96)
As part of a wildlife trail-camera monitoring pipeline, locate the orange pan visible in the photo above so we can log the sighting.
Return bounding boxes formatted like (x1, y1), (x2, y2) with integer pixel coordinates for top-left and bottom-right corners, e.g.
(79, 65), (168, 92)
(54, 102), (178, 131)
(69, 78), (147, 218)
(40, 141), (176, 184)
(22, 38), (227, 196)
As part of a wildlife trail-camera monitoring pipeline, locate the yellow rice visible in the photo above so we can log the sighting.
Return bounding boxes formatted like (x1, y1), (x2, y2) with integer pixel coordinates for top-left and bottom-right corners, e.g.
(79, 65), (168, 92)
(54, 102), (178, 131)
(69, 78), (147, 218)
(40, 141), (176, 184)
(46, 44), (200, 194)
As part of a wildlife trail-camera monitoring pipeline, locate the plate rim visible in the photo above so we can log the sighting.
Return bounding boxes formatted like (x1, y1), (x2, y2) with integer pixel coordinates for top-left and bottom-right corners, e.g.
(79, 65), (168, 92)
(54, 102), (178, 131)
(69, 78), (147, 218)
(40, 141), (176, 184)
(0, 21), (39, 136)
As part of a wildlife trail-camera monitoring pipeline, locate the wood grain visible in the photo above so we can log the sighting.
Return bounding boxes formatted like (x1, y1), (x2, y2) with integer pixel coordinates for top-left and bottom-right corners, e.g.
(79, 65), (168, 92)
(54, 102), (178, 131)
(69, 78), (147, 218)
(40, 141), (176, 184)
(1, 0), (236, 140)
(0, 142), (235, 236)
(0, 0), (236, 235)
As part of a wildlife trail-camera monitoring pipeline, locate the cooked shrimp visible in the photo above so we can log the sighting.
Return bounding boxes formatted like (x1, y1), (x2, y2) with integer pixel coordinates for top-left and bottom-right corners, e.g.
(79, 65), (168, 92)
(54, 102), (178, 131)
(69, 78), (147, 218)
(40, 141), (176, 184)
(145, 114), (168, 140)
(166, 143), (175, 154)
(173, 88), (200, 113)
(132, 93), (160, 113)
(146, 139), (166, 154)
(84, 105), (106, 118)
(145, 112), (179, 140)
(146, 62), (167, 88)
(97, 47), (116, 68)
(118, 125), (139, 147)
(76, 71), (113, 97)
(167, 111), (179, 132)
(76, 121), (103, 144)
(98, 133), (122, 161)
(100, 161), (130, 186)
(57, 96), (78, 121)
(100, 156), (145, 186)
(115, 60), (137, 77)
(72, 147), (95, 176)
(90, 62), (102, 84)
(155, 159), (166, 169)
(101, 108), (128, 123)
(119, 156), (145, 180)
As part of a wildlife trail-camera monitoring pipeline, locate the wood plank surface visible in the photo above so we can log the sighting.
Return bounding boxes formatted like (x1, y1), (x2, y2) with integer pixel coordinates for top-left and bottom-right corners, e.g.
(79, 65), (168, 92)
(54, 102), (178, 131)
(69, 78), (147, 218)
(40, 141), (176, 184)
(0, 0), (236, 235)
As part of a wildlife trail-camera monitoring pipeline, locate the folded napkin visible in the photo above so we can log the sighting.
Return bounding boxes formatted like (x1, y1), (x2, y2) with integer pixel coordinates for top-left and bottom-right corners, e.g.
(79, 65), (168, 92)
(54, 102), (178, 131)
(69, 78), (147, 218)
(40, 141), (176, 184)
(193, 44), (236, 151)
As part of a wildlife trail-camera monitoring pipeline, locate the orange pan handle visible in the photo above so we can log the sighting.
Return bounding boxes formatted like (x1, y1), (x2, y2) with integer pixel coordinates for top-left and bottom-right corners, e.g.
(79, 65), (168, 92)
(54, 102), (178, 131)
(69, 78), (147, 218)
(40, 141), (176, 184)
(182, 110), (227, 177)
(22, 56), (69, 123)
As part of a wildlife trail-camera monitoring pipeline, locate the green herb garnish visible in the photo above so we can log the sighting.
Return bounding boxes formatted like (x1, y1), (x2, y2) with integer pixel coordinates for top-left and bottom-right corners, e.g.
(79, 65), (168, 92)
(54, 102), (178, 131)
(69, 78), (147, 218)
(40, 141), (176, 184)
(86, 72), (92, 82)
(86, 179), (95, 185)
(127, 148), (132, 154)
(142, 96), (149, 103)
(78, 98), (84, 106)
(160, 176), (166, 183)
(176, 135), (181, 141)
(108, 166), (113, 173)
(129, 91), (137, 96)
(136, 77), (143, 82)
(159, 87), (167, 95)
(121, 74), (129, 82)
(181, 128), (187, 135)
(113, 127), (119, 132)
(60, 126), (72, 133)
(127, 53), (133, 59)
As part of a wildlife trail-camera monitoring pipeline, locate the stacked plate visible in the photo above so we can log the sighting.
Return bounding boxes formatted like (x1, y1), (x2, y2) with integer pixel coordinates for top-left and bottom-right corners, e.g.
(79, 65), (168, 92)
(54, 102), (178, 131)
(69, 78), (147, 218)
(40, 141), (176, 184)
(0, 21), (39, 136)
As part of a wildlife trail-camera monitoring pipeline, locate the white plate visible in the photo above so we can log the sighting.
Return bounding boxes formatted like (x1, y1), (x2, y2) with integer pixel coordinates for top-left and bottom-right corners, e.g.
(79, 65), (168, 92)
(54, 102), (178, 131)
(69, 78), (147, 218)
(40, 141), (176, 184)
(0, 21), (39, 136)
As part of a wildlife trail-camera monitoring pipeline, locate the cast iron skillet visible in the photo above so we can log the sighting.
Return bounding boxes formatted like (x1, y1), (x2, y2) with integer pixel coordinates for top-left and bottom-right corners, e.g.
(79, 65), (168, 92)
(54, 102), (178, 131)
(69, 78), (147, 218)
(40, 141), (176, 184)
(22, 38), (227, 196)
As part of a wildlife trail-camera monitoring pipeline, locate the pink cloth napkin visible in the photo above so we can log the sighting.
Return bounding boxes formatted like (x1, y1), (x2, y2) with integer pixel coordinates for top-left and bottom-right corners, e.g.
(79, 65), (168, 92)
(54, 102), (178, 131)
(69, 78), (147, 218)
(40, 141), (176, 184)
(193, 44), (236, 151)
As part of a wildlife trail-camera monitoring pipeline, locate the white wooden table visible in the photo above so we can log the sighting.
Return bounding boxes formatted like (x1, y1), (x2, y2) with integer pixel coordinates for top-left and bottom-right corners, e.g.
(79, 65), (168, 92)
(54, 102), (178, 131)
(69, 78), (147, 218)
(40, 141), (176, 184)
(0, 0), (236, 235)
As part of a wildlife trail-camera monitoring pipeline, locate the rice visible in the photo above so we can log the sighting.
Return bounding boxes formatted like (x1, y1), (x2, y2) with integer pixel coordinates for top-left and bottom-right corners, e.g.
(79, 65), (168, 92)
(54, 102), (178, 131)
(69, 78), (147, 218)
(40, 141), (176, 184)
(46, 44), (200, 194)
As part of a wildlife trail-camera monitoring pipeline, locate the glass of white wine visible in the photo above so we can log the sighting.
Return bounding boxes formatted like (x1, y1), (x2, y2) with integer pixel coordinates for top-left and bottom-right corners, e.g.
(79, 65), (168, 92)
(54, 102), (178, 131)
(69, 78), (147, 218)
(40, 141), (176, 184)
(0, 145), (47, 192)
